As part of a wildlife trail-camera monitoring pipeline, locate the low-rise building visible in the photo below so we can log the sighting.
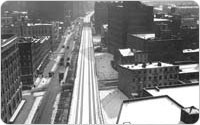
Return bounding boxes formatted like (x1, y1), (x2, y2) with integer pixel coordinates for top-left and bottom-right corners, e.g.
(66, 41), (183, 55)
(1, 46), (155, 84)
(1, 34), (22, 123)
(127, 33), (183, 62)
(118, 62), (179, 97)
(18, 36), (51, 89)
(178, 63), (199, 82)
(114, 48), (148, 65)
(183, 48), (199, 62)
(145, 83), (199, 109)
(117, 95), (199, 124)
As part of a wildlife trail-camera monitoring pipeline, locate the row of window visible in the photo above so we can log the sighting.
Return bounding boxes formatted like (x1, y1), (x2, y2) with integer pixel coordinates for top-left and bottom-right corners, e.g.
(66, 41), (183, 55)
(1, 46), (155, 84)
(132, 81), (175, 90)
(132, 67), (179, 74)
(133, 74), (178, 82)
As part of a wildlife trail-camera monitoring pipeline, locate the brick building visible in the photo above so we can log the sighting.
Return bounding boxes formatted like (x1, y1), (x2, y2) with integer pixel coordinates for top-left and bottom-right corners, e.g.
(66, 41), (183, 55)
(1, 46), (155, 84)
(1, 34), (22, 123)
(108, 1), (153, 54)
(1, 21), (60, 52)
(114, 48), (148, 65)
(118, 62), (179, 97)
(18, 36), (51, 89)
(127, 33), (183, 62)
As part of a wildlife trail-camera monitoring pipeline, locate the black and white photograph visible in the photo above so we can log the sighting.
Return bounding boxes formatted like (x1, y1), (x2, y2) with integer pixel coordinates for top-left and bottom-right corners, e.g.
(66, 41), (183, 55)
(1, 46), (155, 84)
(1, 0), (199, 124)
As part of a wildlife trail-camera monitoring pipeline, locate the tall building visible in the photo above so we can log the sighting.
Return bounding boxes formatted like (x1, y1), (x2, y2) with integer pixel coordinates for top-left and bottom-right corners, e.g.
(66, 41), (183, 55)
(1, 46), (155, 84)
(2, 22), (60, 51)
(1, 34), (22, 123)
(18, 36), (51, 89)
(94, 2), (109, 33)
(108, 1), (153, 54)
(118, 62), (179, 97)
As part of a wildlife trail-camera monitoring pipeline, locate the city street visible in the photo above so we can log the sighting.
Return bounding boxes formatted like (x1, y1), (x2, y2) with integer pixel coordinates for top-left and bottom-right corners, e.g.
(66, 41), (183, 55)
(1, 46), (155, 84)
(32, 22), (81, 124)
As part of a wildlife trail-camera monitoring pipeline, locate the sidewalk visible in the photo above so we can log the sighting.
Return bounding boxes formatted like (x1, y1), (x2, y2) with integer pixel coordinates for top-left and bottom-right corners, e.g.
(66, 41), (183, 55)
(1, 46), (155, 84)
(9, 100), (26, 123)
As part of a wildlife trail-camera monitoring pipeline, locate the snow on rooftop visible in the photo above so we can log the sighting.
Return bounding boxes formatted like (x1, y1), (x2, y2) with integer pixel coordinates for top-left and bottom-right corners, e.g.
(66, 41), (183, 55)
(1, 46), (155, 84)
(179, 63), (199, 73)
(132, 33), (155, 40)
(117, 96), (182, 124)
(102, 24), (108, 29)
(183, 48), (199, 53)
(120, 62), (174, 70)
(27, 23), (52, 26)
(154, 18), (170, 22)
(147, 85), (199, 108)
(119, 48), (134, 56)
(100, 88), (128, 124)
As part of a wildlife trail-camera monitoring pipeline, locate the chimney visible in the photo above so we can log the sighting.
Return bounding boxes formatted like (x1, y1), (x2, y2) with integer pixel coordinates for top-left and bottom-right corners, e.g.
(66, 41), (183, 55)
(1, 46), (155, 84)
(157, 62), (162, 66)
(180, 106), (199, 124)
(142, 63), (146, 68)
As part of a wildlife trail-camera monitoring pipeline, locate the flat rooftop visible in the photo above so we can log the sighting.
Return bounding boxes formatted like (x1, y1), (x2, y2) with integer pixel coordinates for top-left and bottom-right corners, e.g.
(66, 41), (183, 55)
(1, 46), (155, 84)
(19, 36), (50, 44)
(117, 96), (183, 124)
(1, 34), (17, 48)
(131, 33), (155, 40)
(118, 48), (142, 57)
(146, 84), (199, 108)
(154, 18), (170, 22)
(27, 23), (52, 26)
(120, 62), (174, 70)
(183, 48), (199, 53)
(179, 63), (199, 74)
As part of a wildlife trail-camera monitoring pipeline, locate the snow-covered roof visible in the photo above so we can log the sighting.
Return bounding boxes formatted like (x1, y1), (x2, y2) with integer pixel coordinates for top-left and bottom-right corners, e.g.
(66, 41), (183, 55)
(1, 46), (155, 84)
(120, 62), (174, 70)
(119, 48), (134, 56)
(146, 84), (199, 108)
(179, 63), (199, 73)
(27, 23), (52, 26)
(102, 24), (108, 29)
(154, 18), (170, 22)
(131, 33), (155, 40)
(183, 48), (199, 53)
(119, 48), (142, 57)
(117, 96), (183, 124)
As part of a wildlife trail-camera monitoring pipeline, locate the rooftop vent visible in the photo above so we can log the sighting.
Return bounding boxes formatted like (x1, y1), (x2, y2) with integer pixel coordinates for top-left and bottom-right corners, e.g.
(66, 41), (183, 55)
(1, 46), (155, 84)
(142, 63), (146, 68)
(180, 106), (199, 124)
(158, 62), (162, 66)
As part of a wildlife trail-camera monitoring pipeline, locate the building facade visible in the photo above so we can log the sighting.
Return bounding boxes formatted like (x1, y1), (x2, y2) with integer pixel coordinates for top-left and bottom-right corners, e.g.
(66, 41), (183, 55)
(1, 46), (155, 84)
(118, 62), (179, 98)
(94, 2), (109, 33)
(18, 36), (51, 89)
(127, 33), (183, 62)
(114, 48), (148, 65)
(1, 34), (22, 123)
(107, 1), (153, 54)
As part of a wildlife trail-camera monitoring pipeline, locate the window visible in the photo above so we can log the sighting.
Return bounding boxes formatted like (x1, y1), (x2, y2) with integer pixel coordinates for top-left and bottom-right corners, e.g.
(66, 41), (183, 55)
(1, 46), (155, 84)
(170, 74), (173, 79)
(159, 76), (162, 80)
(143, 77), (146, 81)
(149, 69), (151, 73)
(154, 69), (157, 74)
(149, 76), (151, 80)
(133, 78), (135, 82)
(164, 75), (167, 79)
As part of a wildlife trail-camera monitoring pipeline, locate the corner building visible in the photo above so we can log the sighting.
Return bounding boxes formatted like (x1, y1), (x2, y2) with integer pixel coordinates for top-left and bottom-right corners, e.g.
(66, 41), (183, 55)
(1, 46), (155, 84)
(1, 34), (22, 123)
(118, 62), (179, 98)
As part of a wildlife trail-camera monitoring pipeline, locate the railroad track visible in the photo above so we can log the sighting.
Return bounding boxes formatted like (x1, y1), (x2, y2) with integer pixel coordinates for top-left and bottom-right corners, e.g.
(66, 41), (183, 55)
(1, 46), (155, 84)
(68, 13), (103, 124)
